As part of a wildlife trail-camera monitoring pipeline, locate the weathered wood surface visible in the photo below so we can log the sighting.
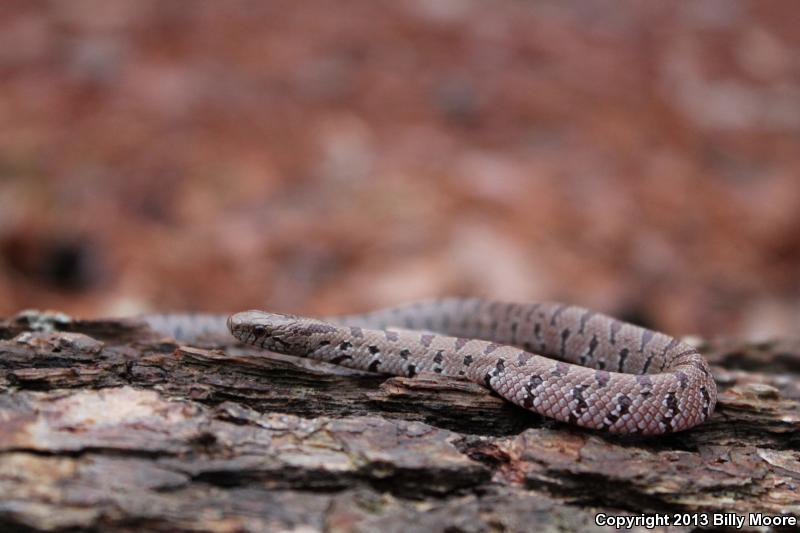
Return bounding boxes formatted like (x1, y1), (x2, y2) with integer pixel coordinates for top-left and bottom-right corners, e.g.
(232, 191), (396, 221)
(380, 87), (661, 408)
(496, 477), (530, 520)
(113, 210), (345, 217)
(0, 311), (798, 532)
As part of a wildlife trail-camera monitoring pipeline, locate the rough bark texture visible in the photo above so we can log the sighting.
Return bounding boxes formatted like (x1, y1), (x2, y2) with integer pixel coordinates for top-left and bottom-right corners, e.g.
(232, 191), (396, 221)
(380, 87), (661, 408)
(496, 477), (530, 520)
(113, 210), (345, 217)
(0, 311), (798, 532)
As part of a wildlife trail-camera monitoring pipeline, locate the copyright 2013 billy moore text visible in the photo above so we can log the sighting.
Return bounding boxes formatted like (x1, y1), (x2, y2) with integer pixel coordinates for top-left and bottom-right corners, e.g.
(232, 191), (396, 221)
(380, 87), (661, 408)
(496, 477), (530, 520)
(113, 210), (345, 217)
(595, 512), (797, 529)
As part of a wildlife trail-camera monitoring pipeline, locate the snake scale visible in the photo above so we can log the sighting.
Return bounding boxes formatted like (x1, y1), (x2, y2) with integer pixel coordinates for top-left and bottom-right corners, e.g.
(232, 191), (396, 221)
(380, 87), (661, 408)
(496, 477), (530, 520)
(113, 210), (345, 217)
(142, 298), (716, 435)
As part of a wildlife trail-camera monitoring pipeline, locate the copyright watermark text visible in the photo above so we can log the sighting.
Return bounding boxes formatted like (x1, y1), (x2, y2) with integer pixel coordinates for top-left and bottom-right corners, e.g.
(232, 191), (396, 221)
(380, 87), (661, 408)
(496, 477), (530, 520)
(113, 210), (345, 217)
(595, 512), (797, 529)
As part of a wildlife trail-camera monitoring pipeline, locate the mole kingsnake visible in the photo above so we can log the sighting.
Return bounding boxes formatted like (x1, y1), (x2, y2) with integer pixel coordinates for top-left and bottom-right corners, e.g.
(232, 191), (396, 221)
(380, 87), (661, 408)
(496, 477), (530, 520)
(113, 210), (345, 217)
(143, 298), (716, 435)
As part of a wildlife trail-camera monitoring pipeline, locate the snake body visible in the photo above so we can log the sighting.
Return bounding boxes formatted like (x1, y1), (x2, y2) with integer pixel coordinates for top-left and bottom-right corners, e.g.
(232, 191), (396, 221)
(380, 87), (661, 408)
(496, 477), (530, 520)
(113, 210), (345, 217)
(145, 298), (716, 435)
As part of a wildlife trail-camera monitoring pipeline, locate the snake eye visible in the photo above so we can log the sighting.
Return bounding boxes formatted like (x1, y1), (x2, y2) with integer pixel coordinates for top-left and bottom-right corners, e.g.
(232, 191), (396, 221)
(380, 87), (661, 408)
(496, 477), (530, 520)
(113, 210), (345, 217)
(253, 325), (266, 337)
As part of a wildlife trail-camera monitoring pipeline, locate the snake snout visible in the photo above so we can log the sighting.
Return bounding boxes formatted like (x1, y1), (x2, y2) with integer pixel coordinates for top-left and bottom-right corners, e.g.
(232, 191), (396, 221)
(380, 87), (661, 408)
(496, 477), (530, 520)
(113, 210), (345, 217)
(226, 312), (249, 334)
(227, 311), (268, 338)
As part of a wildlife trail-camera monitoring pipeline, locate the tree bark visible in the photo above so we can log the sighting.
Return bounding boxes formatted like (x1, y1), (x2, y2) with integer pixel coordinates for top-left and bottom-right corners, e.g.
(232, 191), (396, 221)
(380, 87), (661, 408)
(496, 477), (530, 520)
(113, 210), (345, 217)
(1, 311), (798, 532)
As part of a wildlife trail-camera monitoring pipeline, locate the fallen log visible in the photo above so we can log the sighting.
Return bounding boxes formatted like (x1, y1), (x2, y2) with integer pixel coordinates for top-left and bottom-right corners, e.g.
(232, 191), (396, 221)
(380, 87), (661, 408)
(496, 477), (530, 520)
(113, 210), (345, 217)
(0, 311), (798, 532)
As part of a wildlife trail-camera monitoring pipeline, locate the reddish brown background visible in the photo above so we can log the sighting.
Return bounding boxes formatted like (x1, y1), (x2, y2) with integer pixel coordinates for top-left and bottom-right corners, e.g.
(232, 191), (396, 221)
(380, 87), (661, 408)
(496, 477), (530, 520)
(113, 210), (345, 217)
(1, 1), (799, 338)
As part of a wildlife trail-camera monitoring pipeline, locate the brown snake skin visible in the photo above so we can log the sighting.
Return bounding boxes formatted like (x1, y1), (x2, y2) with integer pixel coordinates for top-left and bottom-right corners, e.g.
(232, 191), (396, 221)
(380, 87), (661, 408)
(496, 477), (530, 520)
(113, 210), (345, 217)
(144, 298), (717, 435)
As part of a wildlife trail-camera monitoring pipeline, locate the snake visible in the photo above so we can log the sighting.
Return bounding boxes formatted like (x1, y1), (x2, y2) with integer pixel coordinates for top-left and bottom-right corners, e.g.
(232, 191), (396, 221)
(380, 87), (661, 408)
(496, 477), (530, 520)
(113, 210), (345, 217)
(141, 298), (717, 435)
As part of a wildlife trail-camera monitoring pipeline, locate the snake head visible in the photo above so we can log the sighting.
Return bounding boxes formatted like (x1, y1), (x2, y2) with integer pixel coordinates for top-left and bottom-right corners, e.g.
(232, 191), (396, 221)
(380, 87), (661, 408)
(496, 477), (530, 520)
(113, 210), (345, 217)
(227, 310), (295, 349)
(227, 310), (338, 352)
